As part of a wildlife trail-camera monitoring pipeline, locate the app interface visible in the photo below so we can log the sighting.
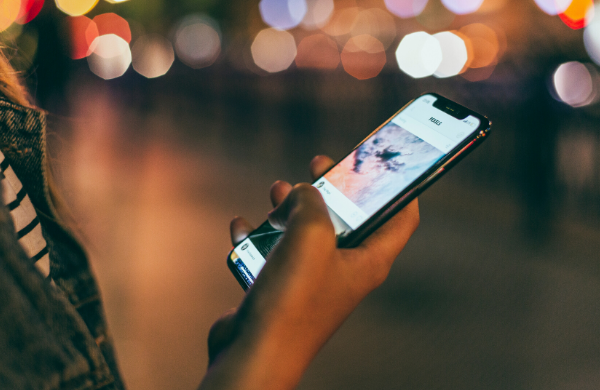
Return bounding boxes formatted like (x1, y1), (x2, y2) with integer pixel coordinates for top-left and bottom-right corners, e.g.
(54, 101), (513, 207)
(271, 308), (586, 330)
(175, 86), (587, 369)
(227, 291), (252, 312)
(233, 95), (480, 283)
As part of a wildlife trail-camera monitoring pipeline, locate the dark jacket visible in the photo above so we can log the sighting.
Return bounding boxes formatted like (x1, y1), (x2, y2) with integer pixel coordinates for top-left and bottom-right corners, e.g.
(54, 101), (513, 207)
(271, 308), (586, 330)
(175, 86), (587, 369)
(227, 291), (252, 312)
(0, 98), (125, 390)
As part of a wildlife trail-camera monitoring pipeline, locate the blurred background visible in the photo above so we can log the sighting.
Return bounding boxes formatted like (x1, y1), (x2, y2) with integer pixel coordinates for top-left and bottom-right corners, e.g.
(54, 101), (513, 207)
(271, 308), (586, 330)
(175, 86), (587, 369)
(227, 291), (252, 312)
(3, 0), (600, 389)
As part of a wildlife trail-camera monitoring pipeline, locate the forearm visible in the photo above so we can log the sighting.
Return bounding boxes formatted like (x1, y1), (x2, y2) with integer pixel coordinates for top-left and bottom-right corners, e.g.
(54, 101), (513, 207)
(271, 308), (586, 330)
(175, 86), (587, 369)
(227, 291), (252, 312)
(199, 321), (320, 390)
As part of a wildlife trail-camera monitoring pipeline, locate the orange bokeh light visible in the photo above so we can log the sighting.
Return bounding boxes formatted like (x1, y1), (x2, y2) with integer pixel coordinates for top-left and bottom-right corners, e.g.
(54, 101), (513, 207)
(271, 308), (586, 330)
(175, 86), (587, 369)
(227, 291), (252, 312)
(341, 34), (386, 80)
(295, 34), (340, 69)
(458, 23), (499, 68)
(69, 15), (99, 59)
(0, 0), (22, 32)
(559, 0), (594, 29)
(16, 0), (43, 24)
(321, 7), (360, 36)
(92, 13), (131, 43)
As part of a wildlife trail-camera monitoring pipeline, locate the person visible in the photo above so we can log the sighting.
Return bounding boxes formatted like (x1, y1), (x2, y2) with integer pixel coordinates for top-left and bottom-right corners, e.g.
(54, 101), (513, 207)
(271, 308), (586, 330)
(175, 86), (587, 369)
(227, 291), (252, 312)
(0, 52), (420, 389)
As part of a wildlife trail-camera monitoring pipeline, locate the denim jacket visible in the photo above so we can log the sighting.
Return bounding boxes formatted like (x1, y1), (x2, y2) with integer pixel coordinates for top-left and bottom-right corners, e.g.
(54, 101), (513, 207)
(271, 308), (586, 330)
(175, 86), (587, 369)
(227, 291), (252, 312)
(0, 98), (125, 390)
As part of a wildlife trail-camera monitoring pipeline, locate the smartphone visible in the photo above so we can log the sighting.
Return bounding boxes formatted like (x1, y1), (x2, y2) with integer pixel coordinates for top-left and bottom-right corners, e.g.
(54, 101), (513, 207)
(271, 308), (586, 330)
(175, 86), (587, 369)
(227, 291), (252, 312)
(228, 93), (491, 290)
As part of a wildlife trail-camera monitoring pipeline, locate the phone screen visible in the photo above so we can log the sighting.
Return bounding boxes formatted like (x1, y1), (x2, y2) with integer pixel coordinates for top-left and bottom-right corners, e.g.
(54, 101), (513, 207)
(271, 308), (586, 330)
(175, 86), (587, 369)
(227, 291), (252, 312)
(231, 94), (483, 285)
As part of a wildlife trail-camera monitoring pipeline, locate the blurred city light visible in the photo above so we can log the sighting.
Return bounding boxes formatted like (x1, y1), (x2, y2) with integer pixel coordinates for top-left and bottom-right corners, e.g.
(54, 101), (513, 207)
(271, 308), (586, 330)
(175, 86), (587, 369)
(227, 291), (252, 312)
(433, 31), (468, 78)
(16, 0), (44, 24)
(300, 0), (334, 30)
(584, 4), (600, 65)
(416, 0), (455, 30)
(533, 0), (572, 15)
(87, 33), (132, 79)
(476, 0), (507, 13)
(559, 0), (594, 29)
(173, 15), (221, 69)
(441, 0), (484, 14)
(295, 33), (339, 69)
(93, 13), (131, 43)
(259, 0), (307, 30)
(55, 0), (99, 16)
(132, 34), (174, 78)
(351, 8), (396, 49)
(458, 23), (499, 68)
(341, 34), (386, 79)
(395, 31), (442, 78)
(553, 61), (596, 106)
(384, 0), (429, 18)
(321, 6), (359, 36)
(105, 0), (130, 3)
(251, 28), (297, 72)
(0, 0), (22, 32)
(68, 15), (98, 59)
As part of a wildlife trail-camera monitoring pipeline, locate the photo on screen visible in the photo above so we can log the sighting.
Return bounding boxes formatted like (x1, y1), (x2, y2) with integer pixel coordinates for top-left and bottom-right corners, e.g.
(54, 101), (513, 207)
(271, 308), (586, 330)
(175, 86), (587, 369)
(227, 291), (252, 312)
(324, 122), (444, 215)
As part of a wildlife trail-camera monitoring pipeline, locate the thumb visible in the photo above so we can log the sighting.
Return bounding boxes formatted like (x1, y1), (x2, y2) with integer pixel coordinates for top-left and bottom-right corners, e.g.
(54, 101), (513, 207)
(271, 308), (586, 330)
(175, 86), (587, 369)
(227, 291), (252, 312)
(267, 183), (331, 233)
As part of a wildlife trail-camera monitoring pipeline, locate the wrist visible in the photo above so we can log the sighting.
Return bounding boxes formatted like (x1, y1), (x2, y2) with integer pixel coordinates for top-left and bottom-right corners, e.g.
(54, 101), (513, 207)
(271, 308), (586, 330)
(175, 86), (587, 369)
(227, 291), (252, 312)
(201, 315), (317, 390)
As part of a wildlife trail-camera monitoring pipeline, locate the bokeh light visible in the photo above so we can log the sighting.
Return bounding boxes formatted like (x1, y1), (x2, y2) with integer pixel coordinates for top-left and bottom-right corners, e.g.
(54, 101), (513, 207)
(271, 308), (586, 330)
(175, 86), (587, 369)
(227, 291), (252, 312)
(416, 0), (455, 30)
(476, 0), (508, 13)
(87, 34), (132, 80)
(441, 0), (484, 14)
(68, 15), (99, 59)
(351, 8), (396, 49)
(259, 0), (307, 30)
(93, 13), (131, 43)
(251, 28), (297, 73)
(295, 33), (339, 69)
(458, 23), (499, 68)
(321, 6), (359, 36)
(384, 0), (429, 18)
(395, 31), (442, 78)
(17, 0), (44, 24)
(559, 0), (594, 29)
(301, 0), (334, 30)
(533, 0), (572, 15)
(132, 34), (175, 78)
(433, 31), (468, 78)
(55, 0), (99, 16)
(0, 0), (22, 32)
(105, 0), (130, 3)
(341, 34), (386, 80)
(174, 15), (221, 69)
(553, 61), (596, 107)
(584, 4), (600, 65)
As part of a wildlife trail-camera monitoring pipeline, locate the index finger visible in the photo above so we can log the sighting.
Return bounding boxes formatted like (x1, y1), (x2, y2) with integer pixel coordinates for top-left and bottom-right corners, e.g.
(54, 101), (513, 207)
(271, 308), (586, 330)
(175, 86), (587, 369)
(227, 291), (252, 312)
(309, 155), (335, 181)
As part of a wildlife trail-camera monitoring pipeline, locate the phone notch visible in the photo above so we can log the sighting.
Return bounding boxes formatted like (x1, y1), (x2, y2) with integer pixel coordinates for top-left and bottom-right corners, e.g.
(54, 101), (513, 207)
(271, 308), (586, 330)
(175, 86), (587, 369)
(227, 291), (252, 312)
(433, 97), (469, 120)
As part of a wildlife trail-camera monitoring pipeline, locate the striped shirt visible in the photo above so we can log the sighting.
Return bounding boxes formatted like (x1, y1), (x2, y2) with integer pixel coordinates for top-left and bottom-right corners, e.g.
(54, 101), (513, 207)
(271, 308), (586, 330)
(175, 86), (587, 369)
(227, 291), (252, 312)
(0, 149), (52, 281)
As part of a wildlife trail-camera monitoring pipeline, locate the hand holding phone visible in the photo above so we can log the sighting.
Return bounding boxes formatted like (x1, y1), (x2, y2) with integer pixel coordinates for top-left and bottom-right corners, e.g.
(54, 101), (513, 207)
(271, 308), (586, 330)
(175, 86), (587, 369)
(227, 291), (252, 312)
(203, 165), (420, 390)
(228, 93), (491, 290)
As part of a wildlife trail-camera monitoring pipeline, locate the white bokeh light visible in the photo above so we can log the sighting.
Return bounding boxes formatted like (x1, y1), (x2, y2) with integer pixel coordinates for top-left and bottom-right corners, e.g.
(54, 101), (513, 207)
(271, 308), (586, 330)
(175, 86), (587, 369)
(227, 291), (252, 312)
(87, 34), (132, 80)
(395, 31), (442, 78)
(384, 0), (429, 18)
(301, 0), (334, 30)
(259, 0), (307, 30)
(584, 4), (600, 65)
(441, 0), (485, 15)
(433, 31), (468, 78)
(553, 61), (595, 107)
(251, 28), (297, 72)
(533, 0), (573, 15)
(174, 15), (221, 69)
(132, 34), (175, 78)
